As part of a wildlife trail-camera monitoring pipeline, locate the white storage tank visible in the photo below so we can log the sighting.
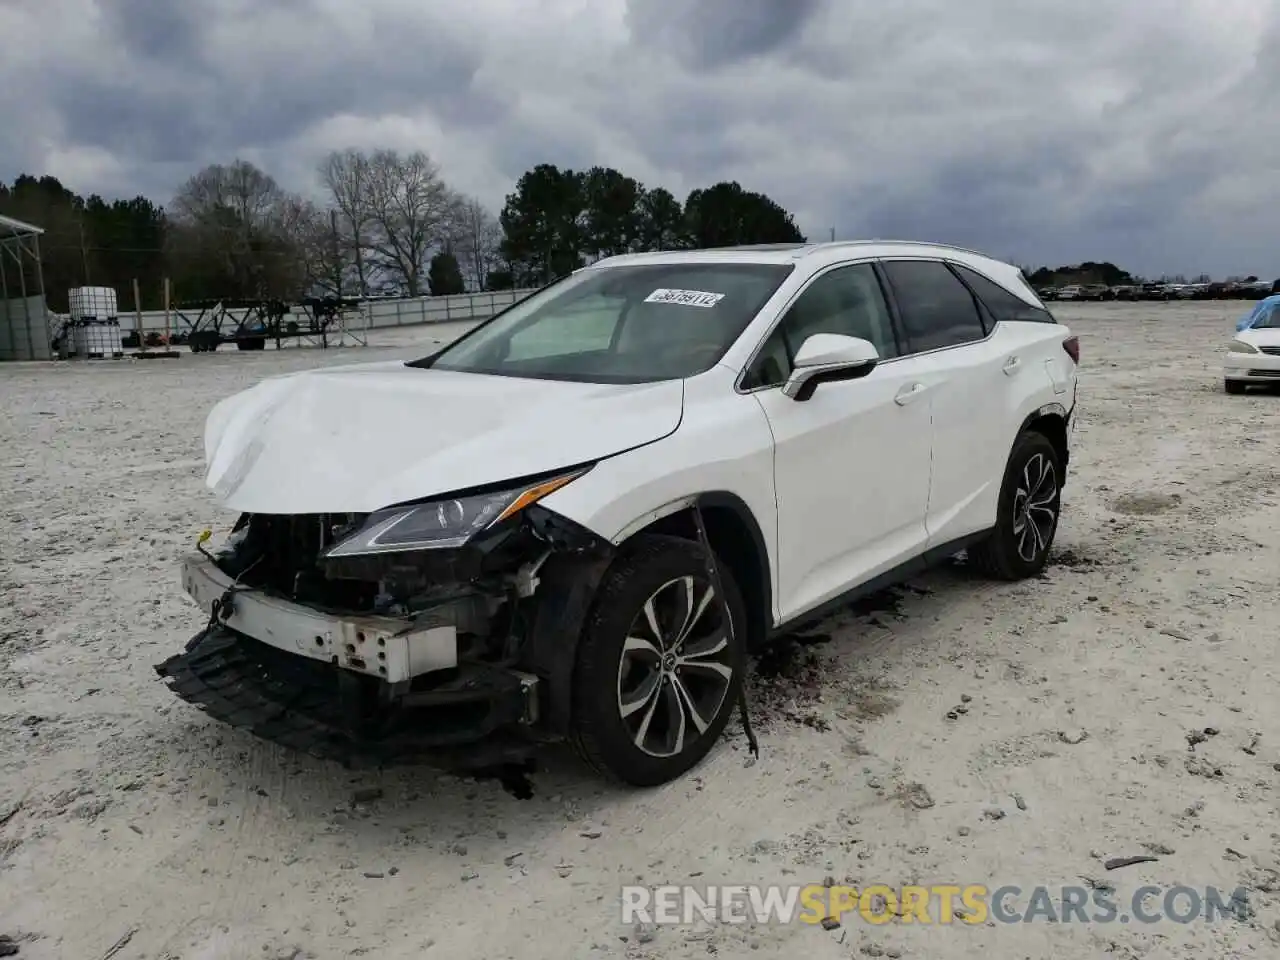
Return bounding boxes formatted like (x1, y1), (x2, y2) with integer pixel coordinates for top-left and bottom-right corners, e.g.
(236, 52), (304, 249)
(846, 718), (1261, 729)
(66, 286), (124, 359)
(68, 286), (118, 320)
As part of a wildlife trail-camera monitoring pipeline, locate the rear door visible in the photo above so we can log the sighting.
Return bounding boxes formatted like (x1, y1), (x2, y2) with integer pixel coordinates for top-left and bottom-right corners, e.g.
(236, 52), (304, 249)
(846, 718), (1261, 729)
(878, 258), (1010, 548)
(949, 263), (1073, 401)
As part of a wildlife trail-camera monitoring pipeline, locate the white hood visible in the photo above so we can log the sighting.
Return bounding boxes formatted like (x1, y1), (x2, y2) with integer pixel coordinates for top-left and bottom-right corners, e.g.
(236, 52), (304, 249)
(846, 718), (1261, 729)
(1238, 326), (1280, 347)
(203, 360), (685, 514)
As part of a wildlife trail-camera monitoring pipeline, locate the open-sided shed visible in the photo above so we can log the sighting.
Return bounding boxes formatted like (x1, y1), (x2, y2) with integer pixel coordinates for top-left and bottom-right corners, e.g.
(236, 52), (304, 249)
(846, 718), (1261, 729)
(0, 212), (51, 360)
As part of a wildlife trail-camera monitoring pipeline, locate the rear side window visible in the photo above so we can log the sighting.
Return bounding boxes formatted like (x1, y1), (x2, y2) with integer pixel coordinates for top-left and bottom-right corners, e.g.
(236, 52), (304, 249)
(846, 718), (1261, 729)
(880, 259), (986, 353)
(951, 264), (1057, 324)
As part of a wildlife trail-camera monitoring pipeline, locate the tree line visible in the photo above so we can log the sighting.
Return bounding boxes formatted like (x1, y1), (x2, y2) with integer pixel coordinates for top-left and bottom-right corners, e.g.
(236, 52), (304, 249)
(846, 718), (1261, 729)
(0, 153), (804, 313)
(1024, 262), (1136, 288)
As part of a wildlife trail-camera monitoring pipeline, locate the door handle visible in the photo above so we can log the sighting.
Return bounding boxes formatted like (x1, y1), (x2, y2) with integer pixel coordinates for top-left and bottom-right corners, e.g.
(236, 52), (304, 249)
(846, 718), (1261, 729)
(894, 382), (926, 406)
(1002, 355), (1021, 375)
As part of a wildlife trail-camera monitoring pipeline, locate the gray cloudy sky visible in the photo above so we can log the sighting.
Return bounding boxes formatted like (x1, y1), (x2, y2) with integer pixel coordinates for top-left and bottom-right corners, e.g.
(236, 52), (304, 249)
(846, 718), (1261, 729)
(3, 0), (1279, 277)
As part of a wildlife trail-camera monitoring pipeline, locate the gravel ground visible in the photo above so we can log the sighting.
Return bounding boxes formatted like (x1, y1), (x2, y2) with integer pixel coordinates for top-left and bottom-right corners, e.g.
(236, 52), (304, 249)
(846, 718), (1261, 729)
(2, 302), (1279, 960)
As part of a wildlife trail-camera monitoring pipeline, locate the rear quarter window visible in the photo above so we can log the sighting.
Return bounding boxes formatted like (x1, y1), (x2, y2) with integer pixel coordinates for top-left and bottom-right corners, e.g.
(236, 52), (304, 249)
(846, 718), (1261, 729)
(880, 259), (988, 353)
(951, 264), (1057, 324)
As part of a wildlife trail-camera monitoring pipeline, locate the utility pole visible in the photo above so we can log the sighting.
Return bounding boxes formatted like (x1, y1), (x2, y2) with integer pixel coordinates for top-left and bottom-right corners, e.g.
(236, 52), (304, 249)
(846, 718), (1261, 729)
(829, 227), (835, 242)
(79, 219), (91, 284)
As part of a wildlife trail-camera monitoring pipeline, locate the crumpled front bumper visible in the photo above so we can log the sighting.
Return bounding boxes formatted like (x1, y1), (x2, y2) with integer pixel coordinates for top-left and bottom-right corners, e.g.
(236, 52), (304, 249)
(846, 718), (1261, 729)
(154, 627), (541, 768)
(154, 554), (543, 769)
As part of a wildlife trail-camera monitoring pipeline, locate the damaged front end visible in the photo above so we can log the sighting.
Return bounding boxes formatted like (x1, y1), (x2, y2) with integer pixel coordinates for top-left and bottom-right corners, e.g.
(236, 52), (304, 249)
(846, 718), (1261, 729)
(154, 472), (615, 770)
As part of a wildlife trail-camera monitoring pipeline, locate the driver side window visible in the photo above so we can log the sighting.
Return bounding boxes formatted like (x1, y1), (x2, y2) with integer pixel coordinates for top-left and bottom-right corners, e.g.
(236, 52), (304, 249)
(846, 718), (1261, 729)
(741, 263), (897, 390)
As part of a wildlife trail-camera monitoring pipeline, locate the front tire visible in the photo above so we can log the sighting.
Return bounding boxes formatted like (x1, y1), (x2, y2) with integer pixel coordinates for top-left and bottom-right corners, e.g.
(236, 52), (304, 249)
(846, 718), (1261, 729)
(570, 534), (746, 787)
(969, 431), (1062, 580)
(1224, 379), (1247, 395)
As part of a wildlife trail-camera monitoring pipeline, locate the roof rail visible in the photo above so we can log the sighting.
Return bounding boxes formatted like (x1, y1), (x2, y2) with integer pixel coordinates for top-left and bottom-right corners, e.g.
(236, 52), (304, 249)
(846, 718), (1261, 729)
(800, 239), (1000, 261)
(704, 242), (811, 251)
(591, 239), (1009, 267)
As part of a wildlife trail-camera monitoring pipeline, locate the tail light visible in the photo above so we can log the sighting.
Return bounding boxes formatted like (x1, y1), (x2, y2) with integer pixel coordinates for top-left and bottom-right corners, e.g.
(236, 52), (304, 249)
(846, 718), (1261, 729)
(1063, 335), (1079, 364)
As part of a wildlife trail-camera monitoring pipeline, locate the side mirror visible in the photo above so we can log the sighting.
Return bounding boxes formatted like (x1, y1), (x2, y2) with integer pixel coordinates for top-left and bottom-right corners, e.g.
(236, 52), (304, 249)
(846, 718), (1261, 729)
(782, 333), (879, 401)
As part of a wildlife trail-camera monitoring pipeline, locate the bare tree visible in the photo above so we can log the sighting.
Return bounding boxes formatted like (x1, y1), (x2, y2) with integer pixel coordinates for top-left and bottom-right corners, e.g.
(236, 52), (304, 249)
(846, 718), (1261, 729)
(275, 196), (357, 297)
(318, 149), (374, 296)
(170, 159), (308, 298)
(173, 159), (287, 229)
(363, 149), (458, 296)
(452, 196), (502, 291)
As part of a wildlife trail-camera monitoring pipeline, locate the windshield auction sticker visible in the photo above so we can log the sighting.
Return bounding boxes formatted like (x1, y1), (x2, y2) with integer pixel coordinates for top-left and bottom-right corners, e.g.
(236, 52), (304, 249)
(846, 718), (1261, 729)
(644, 288), (725, 308)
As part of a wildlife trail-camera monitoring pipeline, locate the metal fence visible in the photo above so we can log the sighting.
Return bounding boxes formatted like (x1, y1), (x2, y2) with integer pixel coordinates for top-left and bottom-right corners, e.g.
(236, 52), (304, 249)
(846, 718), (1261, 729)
(112, 288), (543, 336)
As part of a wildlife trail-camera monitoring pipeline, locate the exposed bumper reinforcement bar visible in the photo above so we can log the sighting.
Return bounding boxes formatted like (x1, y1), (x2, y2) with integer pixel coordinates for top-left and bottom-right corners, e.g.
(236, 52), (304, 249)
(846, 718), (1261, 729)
(179, 552), (458, 684)
(154, 625), (542, 770)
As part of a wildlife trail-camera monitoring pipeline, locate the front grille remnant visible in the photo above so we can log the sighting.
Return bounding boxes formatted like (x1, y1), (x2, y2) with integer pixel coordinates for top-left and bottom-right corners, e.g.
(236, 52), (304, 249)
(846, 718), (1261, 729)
(263, 514), (328, 594)
(222, 512), (373, 609)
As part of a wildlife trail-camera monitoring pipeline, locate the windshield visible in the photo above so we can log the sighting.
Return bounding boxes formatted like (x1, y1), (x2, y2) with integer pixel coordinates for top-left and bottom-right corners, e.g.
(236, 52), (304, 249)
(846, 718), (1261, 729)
(1252, 302), (1280, 329)
(412, 262), (795, 383)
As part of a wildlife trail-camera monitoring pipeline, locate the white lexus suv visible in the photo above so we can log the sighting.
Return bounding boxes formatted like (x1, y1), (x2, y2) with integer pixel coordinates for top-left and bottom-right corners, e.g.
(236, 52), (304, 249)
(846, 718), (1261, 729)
(156, 240), (1079, 786)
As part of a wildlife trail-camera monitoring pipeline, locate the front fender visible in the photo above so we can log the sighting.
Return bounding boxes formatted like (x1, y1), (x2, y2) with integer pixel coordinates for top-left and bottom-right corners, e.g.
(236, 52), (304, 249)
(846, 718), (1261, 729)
(537, 369), (781, 624)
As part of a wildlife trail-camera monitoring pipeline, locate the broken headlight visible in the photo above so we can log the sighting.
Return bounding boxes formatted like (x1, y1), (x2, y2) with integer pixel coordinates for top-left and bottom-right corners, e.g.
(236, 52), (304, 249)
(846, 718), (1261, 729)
(324, 470), (588, 557)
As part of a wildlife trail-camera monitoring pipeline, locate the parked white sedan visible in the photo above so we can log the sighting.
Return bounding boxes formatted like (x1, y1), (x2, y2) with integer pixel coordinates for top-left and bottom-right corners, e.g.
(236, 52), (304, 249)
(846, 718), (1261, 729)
(1225, 303), (1280, 394)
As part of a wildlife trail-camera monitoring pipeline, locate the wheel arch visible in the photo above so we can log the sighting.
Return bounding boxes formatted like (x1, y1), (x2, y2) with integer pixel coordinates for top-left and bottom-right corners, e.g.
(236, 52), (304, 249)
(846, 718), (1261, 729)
(527, 492), (774, 738)
(1017, 403), (1070, 478)
(615, 492), (775, 654)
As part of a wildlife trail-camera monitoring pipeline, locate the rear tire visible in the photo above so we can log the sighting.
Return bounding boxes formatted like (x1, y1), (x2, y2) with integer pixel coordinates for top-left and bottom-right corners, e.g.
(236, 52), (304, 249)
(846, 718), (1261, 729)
(1224, 379), (1247, 395)
(570, 534), (746, 787)
(968, 431), (1062, 580)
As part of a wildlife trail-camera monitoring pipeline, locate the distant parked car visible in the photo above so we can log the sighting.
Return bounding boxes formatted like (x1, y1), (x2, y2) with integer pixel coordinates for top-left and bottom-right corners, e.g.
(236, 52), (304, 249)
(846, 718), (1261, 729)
(1056, 285), (1082, 301)
(1225, 295), (1280, 393)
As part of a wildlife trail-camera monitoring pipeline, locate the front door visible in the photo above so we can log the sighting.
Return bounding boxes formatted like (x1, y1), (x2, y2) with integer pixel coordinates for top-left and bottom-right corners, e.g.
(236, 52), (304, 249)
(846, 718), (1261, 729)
(741, 262), (933, 623)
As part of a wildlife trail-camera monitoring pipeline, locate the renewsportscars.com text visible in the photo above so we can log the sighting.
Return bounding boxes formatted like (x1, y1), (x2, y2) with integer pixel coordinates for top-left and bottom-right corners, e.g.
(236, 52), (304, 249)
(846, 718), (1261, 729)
(621, 883), (1252, 926)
